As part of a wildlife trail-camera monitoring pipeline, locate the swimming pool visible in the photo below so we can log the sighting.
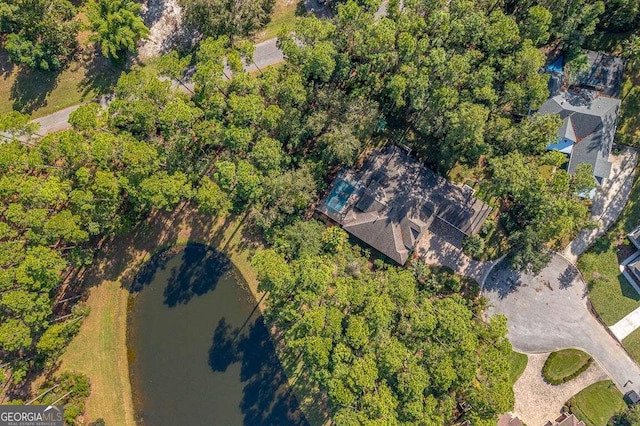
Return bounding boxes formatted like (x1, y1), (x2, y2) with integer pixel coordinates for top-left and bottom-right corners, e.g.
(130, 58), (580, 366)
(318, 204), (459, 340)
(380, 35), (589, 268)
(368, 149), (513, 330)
(326, 180), (355, 212)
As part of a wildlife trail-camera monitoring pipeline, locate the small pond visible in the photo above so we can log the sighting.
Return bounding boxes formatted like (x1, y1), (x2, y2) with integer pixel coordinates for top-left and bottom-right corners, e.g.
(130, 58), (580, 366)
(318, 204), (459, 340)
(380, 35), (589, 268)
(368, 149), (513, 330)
(127, 244), (308, 426)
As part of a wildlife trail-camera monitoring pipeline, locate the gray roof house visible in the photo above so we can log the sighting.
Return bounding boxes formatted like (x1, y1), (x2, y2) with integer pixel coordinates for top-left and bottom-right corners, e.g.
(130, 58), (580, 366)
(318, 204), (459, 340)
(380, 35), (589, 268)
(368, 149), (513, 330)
(544, 413), (586, 426)
(317, 146), (492, 264)
(539, 91), (620, 182)
(628, 226), (640, 285)
(577, 51), (625, 97)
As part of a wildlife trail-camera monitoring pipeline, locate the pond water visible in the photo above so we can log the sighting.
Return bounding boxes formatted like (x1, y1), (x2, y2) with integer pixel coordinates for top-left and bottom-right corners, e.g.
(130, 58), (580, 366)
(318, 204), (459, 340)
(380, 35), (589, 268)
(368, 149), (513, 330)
(127, 244), (308, 426)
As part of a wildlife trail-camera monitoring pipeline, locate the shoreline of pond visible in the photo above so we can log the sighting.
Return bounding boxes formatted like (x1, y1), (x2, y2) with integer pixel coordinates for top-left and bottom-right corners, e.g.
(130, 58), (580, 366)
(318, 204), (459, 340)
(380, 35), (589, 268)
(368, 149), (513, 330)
(126, 243), (308, 425)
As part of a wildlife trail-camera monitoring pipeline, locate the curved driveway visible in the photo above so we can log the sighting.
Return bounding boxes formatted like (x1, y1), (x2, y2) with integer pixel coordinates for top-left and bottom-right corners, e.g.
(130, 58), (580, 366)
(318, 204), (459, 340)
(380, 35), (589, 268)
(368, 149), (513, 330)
(484, 253), (640, 395)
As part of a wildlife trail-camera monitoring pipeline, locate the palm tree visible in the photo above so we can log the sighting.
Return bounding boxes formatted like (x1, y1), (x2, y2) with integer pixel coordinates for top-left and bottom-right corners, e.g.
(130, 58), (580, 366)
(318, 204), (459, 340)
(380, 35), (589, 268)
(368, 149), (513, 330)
(87, 0), (149, 61)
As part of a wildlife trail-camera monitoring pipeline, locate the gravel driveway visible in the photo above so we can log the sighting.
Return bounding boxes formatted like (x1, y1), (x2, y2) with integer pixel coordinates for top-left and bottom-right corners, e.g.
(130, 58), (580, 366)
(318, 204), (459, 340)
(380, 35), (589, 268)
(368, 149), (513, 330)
(484, 253), (640, 395)
(513, 353), (608, 425)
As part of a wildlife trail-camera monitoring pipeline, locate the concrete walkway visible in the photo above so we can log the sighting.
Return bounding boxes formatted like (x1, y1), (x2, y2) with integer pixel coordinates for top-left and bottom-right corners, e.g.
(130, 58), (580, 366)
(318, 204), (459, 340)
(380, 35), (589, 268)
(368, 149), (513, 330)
(611, 307), (640, 340)
(512, 353), (608, 425)
(562, 147), (638, 263)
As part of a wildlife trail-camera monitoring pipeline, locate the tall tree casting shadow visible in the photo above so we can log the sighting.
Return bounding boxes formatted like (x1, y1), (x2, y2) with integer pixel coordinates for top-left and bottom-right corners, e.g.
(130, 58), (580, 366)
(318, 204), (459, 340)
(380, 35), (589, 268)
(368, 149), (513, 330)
(129, 243), (230, 307)
(10, 67), (60, 113)
(163, 244), (230, 306)
(209, 315), (309, 426)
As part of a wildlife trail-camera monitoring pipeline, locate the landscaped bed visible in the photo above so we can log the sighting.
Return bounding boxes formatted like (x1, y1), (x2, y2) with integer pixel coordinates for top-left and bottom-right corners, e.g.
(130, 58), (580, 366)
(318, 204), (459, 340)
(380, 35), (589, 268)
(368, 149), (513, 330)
(543, 349), (593, 385)
(565, 380), (627, 426)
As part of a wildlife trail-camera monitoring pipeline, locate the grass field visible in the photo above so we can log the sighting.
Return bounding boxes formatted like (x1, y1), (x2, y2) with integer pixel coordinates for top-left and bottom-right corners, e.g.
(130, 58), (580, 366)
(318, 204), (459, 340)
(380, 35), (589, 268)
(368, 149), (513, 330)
(508, 351), (528, 386)
(623, 327), (640, 364)
(566, 380), (627, 426)
(256, 0), (302, 42)
(579, 172), (640, 326)
(542, 349), (592, 385)
(60, 280), (134, 426)
(0, 48), (125, 118)
(579, 249), (640, 325)
(58, 204), (327, 425)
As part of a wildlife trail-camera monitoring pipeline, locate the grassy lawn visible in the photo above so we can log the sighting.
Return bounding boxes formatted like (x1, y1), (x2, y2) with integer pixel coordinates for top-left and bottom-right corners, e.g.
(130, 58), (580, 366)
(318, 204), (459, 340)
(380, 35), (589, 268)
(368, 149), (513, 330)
(542, 349), (592, 385)
(508, 351), (528, 386)
(579, 171), (640, 326)
(579, 249), (640, 325)
(255, 0), (302, 42)
(566, 380), (627, 426)
(623, 327), (640, 363)
(0, 49), (125, 119)
(60, 280), (134, 426)
(59, 204), (327, 425)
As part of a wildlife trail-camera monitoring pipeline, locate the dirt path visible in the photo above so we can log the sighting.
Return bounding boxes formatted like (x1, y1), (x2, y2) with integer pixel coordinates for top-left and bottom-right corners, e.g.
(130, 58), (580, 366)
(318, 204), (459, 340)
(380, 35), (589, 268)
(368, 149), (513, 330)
(512, 353), (608, 425)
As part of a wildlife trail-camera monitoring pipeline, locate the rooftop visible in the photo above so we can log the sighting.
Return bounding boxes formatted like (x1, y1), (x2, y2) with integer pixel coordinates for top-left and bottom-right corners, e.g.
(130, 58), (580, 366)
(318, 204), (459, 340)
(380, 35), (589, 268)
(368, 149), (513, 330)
(317, 146), (492, 264)
(538, 91), (620, 179)
(575, 51), (625, 97)
(630, 225), (640, 250)
(629, 258), (640, 283)
(544, 413), (586, 426)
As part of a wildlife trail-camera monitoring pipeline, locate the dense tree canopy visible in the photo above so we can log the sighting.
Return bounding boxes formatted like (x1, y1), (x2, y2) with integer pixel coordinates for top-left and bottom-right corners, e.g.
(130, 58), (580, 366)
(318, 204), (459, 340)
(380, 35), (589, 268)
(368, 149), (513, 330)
(87, 0), (150, 61)
(253, 229), (514, 424)
(3, 0), (640, 415)
(0, 0), (79, 70)
(179, 0), (275, 40)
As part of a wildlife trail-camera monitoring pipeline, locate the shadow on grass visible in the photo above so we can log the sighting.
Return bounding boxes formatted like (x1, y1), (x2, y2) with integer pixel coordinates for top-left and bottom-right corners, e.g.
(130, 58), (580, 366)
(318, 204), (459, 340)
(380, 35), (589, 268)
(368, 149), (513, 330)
(10, 67), (60, 113)
(79, 53), (125, 99)
(0, 50), (15, 79)
(619, 275), (640, 302)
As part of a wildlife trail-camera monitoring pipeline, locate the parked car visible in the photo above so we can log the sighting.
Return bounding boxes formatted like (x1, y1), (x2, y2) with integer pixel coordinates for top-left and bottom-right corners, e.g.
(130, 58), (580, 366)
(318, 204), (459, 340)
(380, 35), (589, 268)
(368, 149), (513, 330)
(625, 390), (640, 404)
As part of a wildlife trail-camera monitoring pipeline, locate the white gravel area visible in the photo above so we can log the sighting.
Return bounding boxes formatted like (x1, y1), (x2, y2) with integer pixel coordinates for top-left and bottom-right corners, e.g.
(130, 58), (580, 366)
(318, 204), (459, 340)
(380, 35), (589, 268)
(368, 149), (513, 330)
(138, 0), (186, 59)
(512, 353), (608, 425)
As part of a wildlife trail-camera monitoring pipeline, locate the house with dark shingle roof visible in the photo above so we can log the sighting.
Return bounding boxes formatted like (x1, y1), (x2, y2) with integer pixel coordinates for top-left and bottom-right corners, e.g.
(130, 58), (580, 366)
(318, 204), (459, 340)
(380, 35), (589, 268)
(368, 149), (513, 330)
(317, 146), (492, 264)
(544, 413), (586, 426)
(540, 51), (624, 185)
(626, 226), (640, 286)
(539, 91), (620, 183)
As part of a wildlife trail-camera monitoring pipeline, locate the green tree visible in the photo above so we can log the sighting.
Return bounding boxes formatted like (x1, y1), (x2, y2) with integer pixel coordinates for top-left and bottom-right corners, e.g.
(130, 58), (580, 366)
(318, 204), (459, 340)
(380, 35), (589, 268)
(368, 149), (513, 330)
(139, 171), (192, 211)
(87, 0), (149, 61)
(195, 177), (229, 215)
(571, 163), (596, 196)
(180, 0), (275, 40)
(0, 319), (32, 352)
(2, 0), (79, 70)
(519, 5), (552, 46)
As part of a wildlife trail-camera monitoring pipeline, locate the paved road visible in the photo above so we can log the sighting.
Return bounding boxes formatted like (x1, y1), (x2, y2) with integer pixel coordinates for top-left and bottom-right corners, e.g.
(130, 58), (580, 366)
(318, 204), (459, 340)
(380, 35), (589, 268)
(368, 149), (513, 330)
(562, 147), (638, 263)
(484, 253), (640, 396)
(17, 38), (287, 137)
